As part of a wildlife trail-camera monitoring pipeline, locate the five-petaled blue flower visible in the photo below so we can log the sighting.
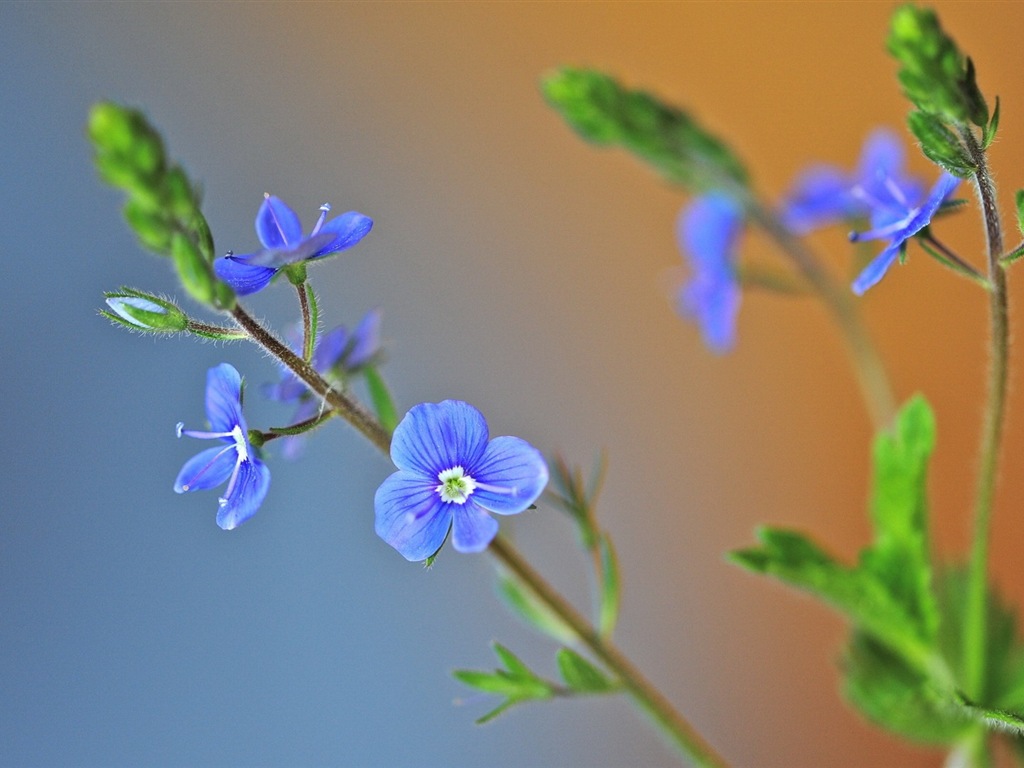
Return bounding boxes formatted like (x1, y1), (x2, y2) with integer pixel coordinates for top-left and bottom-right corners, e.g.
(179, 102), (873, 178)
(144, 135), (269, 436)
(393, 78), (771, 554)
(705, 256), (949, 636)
(675, 193), (743, 354)
(781, 129), (924, 235)
(375, 400), (549, 561)
(848, 171), (959, 295)
(264, 308), (383, 459)
(174, 363), (271, 530)
(214, 194), (373, 295)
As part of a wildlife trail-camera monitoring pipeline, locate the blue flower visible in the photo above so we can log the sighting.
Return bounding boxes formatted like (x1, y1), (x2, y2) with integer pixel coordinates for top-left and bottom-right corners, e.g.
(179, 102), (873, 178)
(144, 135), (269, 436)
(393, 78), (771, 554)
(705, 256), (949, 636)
(264, 308), (383, 459)
(849, 171), (959, 294)
(374, 400), (549, 561)
(174, 363), (270, 530)
(781, 130), (924, 235)
(214, 194), (373, 295)
(675, 193), (743, 354)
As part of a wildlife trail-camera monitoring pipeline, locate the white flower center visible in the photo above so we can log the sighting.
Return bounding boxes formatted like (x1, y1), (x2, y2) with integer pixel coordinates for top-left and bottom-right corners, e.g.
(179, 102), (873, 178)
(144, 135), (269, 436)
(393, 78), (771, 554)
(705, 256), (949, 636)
(436, 466), (477, 504)
(231, 424), (249, 462)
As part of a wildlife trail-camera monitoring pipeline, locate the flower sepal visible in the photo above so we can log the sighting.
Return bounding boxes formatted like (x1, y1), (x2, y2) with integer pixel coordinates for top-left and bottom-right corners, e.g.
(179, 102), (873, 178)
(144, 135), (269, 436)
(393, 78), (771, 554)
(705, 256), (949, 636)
(102, 288), (189, 332)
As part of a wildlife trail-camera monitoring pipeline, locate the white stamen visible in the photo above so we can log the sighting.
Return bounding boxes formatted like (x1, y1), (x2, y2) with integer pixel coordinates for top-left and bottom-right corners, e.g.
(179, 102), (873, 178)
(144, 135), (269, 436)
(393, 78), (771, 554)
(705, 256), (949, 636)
(436, 466), (477, 504)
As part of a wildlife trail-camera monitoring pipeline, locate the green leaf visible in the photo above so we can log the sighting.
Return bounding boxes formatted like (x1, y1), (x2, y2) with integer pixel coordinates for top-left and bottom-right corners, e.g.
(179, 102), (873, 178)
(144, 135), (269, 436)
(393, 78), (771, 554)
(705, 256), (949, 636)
(888, 5), (988, 127)
(597, 534), (620, 638)
(1015, 190), (1024, 236)
(363, 365), (398, 435)
(984, 96), (1001, 149)
(497, 574), (577, 644)
(556, 647), (615, 693)
(859, 395), (939, 644)
(541, 67), (748, 192)
(730, 527), (933, 672)
(842, 631), (971, 745)
(453, 642), (555, 725)
(907, 111), (975, 178)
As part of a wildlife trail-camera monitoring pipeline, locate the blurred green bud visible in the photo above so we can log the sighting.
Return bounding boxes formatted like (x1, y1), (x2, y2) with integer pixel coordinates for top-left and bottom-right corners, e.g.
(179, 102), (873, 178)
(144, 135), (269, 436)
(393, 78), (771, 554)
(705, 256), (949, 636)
(542, 67), (748, 192)
(171, 232), (216, 306)
(89, 102), (167, 189)
(102, 288), (188, 332)
(888, 5), (988, 128)
(122, 197), (172, 254)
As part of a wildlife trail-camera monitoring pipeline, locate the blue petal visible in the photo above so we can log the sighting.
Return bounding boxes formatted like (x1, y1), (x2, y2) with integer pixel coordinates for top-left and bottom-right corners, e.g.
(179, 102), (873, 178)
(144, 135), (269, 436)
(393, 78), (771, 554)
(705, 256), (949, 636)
(451, 502), (500, 553)
(856, 129), (904, 182)
(852, 240), (903, 295)
(174, 445), (237, 493)
(311, 212), (373, 259)
(255, 195), (303, 249)
(214, 255), (277, 296)
(262, 375), (305, 404)
(678, 194), (743, 274)
(780, 166), (854, 234)
(247, 232), (337, 269)
(374, 471), (453, 561)
(205, 363), (245, 434)
(390, 400), (489, 478)
(898, 172), (960, 241)
(677, 272), (740, 354)
(344, 308), (382, 369)
(470, 436), (549, 515)
(216, 458), (271, 530)
(312, 325), (351, 372)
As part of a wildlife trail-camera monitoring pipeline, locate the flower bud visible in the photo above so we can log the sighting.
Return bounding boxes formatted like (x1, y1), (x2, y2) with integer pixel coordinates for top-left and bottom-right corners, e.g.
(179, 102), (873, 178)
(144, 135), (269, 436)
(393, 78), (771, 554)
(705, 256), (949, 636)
(103, 289), (188, 332)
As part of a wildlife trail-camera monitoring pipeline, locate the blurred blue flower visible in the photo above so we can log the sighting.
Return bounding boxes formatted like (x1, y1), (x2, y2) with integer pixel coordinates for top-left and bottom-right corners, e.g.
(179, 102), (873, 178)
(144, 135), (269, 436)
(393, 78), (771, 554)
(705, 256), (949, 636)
(676, 193), (743, 354)
(265, 308), (383, 459)
(375, 400), (549, 561)
(215, 194), (373, 295)
(849, 171), (959, 294)
(781, 129), (924, 235)
(174, 363), (270, 530)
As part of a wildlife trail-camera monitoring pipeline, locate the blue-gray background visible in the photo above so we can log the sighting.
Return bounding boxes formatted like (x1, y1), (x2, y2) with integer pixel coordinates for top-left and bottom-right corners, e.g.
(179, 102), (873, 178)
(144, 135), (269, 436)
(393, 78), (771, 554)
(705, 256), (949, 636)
(5, 3), (1024, 767)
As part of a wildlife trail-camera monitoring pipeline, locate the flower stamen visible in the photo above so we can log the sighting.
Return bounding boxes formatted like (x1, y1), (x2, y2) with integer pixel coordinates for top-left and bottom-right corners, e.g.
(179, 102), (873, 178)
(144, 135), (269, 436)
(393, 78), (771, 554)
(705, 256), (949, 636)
(436, 466), (477, 504)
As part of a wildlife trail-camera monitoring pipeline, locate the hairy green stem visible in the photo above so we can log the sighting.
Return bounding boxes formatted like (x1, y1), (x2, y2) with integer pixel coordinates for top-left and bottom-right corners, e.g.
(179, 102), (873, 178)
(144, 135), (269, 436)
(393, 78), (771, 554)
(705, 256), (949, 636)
(745, 198), (897, 432)
(296, 283), (314, 362)
(961, 127), (1009, 705)
(231, 303), (723, 766)
(230, 304), (391, 454)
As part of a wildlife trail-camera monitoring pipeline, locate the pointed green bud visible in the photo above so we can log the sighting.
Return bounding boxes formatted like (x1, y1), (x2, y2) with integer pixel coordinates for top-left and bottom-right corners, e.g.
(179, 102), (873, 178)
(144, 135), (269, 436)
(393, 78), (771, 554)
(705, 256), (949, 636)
(88, 102), (167, 195)
(171, 232), (236, 310)
(122, 197), (172, 254)
(542, 67), (747, 192)
(103, 288), (188, 332)
(888, 5), (988, 128)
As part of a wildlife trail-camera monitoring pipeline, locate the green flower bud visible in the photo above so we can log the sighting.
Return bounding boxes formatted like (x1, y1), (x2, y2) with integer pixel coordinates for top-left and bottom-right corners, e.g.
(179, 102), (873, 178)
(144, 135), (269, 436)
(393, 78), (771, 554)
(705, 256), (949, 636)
(103, 289), (188, 332)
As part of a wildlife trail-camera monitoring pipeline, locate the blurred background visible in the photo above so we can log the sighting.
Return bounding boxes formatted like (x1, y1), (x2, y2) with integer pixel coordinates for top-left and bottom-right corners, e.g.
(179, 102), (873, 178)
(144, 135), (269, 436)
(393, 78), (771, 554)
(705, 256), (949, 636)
(4, 2), (1024, 766)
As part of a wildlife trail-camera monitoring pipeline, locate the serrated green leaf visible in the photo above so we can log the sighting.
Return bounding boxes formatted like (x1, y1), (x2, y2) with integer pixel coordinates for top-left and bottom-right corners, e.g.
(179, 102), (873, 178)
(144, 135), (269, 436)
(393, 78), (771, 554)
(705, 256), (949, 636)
(556, 647), (615, 693)
(842, 631), (971, 745)
(363, 365), (398, 436)
(860, 395), (938, 644)
(497, 575), (577, 644)
(598, 534), (620, 638)
(541, 67), (748, 192)
(907, 111), (975, 178)
(729, 527), (934, 673)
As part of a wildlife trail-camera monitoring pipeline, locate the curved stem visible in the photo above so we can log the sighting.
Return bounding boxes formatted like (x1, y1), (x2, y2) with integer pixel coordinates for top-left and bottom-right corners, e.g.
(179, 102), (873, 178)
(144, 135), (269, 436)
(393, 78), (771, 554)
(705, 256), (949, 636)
(744, 198), (897, 431)
(230, 304), (391, 454)
(961, 127), (1009, 703)
(488, 535), (729, 768)
(296, 282), (314, 362)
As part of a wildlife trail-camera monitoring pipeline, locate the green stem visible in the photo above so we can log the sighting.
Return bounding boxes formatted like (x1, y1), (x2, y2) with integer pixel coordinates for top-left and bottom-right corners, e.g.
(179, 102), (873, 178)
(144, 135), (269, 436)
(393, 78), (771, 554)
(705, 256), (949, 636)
(297, 282), (314, 362)
(230, 304), (391, 454)
(488, 535), (729, 768)
(744, 198), (897, 432)
(961, 127), (1009, 704)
